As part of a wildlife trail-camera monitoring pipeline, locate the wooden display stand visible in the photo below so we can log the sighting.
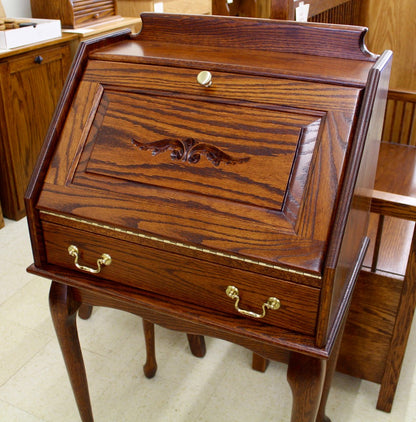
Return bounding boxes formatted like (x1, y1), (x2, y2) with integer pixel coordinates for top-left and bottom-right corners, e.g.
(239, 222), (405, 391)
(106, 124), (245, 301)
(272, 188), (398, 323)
(26, 14), (391, 422)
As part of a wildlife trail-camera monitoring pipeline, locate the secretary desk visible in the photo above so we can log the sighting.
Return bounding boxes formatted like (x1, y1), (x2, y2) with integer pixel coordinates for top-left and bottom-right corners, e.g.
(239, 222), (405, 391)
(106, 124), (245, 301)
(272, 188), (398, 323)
(25, 14), (392, 421)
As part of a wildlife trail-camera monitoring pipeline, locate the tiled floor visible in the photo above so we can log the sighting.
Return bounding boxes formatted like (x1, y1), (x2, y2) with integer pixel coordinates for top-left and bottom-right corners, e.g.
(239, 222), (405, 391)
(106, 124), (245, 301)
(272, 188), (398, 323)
(1, 217), (416, 421)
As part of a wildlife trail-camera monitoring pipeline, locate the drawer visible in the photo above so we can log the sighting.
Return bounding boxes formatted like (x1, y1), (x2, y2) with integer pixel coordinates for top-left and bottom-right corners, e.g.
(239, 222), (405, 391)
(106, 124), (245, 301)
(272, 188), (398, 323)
(8, 45), (70, 74)
(83, 61), (361, 112)
(73, 0), (116, 27)
(42, 220), (320, 335)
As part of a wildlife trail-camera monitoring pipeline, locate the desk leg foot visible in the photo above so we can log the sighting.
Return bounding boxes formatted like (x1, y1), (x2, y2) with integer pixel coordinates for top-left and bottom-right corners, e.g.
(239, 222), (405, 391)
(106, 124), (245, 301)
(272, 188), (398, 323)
(142, 319), (157, 378)
(252, 353), (269, 372)
(78, 304), (93, 320)
(287, 352), (326, 422)
(187, 334), (206, 358)
(49, 282), (93, 422)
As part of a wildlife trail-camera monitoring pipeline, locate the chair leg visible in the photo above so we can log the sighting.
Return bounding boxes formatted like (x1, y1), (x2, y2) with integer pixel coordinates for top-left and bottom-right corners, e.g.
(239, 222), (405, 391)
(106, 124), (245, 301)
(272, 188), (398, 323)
(78, 304), (93, 320)
(252, 349), (289, 372)
(142, 321), (207, 378)
(212, 0), (230, 15)
(142, 319), (158, 378)
(376, 228), (416, 412)
(187, 334), (206, 358)
(371, 214), (385, 272)
(252, 353), (269, 372)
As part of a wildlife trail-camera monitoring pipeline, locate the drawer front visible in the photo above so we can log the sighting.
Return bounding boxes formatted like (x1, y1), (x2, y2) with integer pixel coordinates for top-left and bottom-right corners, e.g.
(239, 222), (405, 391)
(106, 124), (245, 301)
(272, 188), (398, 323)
(42, 221), (320, 335)
(8, 45), (69, 74)
(73, 0), (116, 26)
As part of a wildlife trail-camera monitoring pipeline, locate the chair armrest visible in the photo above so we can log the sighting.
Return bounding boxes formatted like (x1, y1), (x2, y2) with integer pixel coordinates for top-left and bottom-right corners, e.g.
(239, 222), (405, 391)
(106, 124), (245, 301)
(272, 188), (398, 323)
(371, 190), (416, 221)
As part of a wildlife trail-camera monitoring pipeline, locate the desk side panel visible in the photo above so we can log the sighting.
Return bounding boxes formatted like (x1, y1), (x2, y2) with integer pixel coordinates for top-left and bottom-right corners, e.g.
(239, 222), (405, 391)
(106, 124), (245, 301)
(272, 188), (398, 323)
(317, 51), (393, 347)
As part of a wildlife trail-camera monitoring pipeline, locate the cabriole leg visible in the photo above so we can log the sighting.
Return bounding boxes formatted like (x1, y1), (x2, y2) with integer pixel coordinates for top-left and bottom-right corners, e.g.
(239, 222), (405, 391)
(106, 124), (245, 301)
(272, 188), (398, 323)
(287, 352), (326, 422)
(49, 281), (93, 422)
(142, 319), (157, 378)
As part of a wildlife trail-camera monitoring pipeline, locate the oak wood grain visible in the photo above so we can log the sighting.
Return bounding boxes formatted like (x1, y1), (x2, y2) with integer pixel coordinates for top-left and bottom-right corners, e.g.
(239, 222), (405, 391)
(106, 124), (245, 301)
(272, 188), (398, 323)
(359, 0), (416, 91)
(0, 40), (73, 220)
(42, 221), (321, 335)
(31, 0), (119, 28)
(24, 15), (390, 422)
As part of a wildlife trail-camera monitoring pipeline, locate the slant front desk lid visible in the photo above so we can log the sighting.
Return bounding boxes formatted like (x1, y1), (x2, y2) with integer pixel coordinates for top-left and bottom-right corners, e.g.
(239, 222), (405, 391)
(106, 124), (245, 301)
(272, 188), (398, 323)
(27, 14), (388, 282)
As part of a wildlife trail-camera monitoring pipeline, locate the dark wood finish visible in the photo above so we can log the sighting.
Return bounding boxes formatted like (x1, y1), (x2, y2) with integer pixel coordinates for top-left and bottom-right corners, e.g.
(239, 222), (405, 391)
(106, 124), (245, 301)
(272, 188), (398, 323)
(25, 14), (391, 421)
(382, 89), (416, 146)
(142, 319), (157, 378)
(0, 35), (74, 220)
(142, 321), (206, 378)
(186, 334), (207, 358)
(49, 281), (93, 422)
(338, 139), (416, 412)
(0, 202), (4, 229)
(376, 228), (416, 411)
(253, 99), (416, 412)
(78, 304), (93, 319)
(30, 0), (120, 29)
(252, 350), (272, 372)
(287, 352), (326, 422)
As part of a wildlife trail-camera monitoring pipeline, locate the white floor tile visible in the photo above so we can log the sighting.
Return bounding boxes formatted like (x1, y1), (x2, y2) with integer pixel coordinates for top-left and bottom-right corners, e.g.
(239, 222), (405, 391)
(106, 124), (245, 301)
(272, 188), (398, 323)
(0, 319), (52, 386)
(0, 399), (44, 422)
(1, 216), (416, 421)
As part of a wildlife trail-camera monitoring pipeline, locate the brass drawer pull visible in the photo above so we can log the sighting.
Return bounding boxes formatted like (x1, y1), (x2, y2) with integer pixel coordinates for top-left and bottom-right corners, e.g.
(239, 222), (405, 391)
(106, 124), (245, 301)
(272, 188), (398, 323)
(68, 245), (112, 274)
(226, 286), (280, 319)
(197, 70), (212, 87)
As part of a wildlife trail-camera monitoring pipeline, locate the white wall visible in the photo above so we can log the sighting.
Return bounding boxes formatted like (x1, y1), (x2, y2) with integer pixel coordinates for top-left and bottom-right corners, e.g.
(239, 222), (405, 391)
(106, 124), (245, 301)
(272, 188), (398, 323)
(2, 0), (32, 17)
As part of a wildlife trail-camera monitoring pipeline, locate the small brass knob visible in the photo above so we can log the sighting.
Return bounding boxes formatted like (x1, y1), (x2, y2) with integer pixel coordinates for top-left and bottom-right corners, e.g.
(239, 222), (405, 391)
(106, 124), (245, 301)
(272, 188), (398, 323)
(197, 71), (212, 87)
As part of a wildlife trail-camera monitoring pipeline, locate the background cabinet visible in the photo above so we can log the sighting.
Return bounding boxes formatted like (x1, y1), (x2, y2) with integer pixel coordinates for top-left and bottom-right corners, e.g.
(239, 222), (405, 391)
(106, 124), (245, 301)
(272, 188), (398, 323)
(359, 0), (416, 91)
(0, 35), (75, 220)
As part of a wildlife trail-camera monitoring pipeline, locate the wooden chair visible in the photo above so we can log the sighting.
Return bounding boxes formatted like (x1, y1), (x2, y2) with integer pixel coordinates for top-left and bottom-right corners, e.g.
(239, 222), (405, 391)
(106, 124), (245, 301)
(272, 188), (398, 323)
(337, 89), (416, 412)
(252, 89), (416, 413)
(78, 304), (206, 378)
(0, 201), (4, 229)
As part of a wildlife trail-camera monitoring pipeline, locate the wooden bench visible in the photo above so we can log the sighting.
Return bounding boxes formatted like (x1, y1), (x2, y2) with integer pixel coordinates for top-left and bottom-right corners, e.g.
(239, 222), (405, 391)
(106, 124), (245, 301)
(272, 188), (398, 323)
(253, 89), (416, 413)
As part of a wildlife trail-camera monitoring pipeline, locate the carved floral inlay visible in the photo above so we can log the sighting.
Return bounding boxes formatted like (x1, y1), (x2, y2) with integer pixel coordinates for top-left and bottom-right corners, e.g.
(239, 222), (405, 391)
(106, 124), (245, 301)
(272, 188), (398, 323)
(131, 138), (250, 167)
